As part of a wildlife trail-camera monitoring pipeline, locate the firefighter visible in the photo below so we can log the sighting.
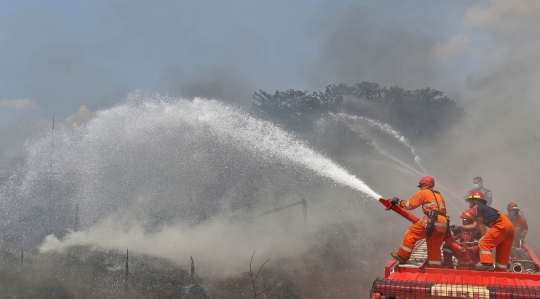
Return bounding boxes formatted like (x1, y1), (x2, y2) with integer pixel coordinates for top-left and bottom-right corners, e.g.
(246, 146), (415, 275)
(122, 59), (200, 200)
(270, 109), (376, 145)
(463, 176), (493, 206)
(467, 190), (514, 272)
(507, 202), (528, 247)
(390, 176), (448, 268)
(442, 209), (480, 269)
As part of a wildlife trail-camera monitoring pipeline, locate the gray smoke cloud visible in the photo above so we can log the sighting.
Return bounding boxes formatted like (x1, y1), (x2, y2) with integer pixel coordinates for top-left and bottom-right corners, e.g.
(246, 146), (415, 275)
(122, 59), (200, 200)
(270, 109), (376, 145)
(157, 65), (253, 104)
(1, 1), (540, 296)
(308, 4), (436, 89)
(422, 1), (540, 250)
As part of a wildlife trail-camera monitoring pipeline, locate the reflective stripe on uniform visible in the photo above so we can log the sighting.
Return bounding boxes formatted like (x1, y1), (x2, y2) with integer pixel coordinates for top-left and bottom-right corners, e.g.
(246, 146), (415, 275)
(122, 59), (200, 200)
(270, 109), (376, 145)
(434, 222), (447, 227)
(428, 260), (442, 265)
(496, 263), (507, 269)
(424, 203), (445, 208)
(480, 250), (492, 255)
(423, 202), (446, 209)
(400, 245), (413, 253)
(406, 201), (410, 210)
(442, 248), (452, 253)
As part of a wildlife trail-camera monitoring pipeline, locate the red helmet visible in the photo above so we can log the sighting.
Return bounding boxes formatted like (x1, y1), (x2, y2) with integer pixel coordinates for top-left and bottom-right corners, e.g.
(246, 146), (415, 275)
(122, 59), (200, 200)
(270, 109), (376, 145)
(418, 176), (435, 188)
(460, 209), (476, 222)
(468, 190), (486, 203)
(507, 202), (519, 210)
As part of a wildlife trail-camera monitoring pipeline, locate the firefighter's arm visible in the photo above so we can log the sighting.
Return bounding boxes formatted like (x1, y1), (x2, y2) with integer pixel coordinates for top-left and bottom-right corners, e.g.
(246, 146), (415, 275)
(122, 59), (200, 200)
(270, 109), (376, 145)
(476, 216), (486, 236)
(399, 190), (425, 210)
(459, 220), (477, 231)
(520, 217), (528, 238)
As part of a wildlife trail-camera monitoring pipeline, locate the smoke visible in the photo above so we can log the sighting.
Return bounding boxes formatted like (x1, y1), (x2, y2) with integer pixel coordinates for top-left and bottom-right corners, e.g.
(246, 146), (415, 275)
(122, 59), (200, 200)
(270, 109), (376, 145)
(431, 33), (473, 61)
(463, 0), (540, 120)
(64, 106), (96, 125)
(0, 5), (129, 114)
(40, 215), (309, 277)
(1, 0), (540, 296)
(301, 0), (540, 229)
(157, 66), (253, 105)
(416, 1), (540, 244)
(0, 94), (382, 276)
(0, 244), (206, 298)
(0, 93), (395, 298)
(0, 119), (51, 161)
(1, 99), (39, 111)
(308, 2), (450, 90)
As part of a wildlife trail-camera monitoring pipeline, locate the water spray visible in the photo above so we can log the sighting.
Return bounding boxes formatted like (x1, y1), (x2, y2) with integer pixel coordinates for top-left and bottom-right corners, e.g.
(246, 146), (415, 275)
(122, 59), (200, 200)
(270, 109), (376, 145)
(176, 99), (382, 199)
(20, 93), (381, 239)
(332, 113), (427, 174)
(327, 112), (462, 212)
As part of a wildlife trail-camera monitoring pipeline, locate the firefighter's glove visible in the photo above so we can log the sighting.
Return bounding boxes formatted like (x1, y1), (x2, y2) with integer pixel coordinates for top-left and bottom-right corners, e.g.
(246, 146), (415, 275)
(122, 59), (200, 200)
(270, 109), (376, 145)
(391, 197), (401, 205)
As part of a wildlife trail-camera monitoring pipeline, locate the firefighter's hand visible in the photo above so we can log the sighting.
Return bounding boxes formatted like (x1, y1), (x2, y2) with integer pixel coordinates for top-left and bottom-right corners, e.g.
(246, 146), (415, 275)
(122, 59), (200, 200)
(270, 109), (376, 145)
(391, 197), (401, 205)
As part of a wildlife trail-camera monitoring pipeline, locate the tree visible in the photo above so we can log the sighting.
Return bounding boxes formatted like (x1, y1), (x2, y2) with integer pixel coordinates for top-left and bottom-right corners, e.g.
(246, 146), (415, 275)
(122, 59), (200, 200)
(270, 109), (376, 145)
(252, 82), (464, 141)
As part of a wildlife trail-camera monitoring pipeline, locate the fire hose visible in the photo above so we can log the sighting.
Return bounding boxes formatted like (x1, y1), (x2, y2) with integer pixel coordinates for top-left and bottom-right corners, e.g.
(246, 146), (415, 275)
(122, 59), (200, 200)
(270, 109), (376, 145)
(379, 198), (420, 223)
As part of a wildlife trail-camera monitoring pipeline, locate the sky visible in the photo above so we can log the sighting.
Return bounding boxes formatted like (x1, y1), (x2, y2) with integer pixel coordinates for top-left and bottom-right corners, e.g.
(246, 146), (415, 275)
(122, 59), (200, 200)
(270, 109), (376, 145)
(0, 0), (539, 172)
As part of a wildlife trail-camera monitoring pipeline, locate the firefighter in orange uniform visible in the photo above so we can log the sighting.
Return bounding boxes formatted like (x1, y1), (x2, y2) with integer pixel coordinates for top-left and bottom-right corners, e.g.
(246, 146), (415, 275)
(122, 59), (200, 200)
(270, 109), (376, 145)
(390, 176), (448, 268)
(467, 190), (514, 272)
(442, 209), (480, 269)
(507, 202), (528, 247)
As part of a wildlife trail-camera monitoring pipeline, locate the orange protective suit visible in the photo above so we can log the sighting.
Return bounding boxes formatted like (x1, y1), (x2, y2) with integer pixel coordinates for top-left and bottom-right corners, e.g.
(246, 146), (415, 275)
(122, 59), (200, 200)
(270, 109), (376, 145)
(478, 212), (514, 272)
(396, 187), (448, 268)
(508, 214), (528, 247)
(442, 229), (479, 269)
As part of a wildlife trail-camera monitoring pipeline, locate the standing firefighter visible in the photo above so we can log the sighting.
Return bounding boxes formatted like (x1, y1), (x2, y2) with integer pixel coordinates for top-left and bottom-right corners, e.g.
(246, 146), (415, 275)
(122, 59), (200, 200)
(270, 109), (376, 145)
(464, 176), (493, 206)
(507, 202), (528, 247)
(390, 176), (448, 268)
(467, 190), (514, 272)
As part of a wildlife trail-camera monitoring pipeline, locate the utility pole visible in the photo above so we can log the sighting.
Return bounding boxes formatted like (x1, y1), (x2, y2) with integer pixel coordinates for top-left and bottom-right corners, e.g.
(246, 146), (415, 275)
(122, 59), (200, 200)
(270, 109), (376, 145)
(301, 198), (307, 229)
(48, 114), (55, 223)
(190, 256), (195, 281)
(74, 203), (79, 232)
(125, 249), (129, 292)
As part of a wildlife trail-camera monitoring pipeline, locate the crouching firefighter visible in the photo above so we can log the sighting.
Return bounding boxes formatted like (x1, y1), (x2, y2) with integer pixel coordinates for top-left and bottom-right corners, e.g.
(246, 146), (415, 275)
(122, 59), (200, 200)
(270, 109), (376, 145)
(442, 209), (480, 269)
(467, 190), (514, 272)
(390, 176), (448, 268)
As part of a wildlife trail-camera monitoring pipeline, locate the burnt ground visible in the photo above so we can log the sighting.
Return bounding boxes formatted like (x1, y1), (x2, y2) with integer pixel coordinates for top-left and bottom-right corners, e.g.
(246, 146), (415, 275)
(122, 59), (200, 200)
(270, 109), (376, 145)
(0, 221), (390, 298)
(0, 246), (208, 299)
(207, 221), (391, 299)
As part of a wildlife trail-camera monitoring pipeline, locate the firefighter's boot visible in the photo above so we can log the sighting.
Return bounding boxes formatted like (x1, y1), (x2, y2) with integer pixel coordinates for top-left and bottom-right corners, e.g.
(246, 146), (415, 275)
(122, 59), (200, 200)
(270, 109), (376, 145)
(391, 252), (407, 264)
(474, 262), (494, 271)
